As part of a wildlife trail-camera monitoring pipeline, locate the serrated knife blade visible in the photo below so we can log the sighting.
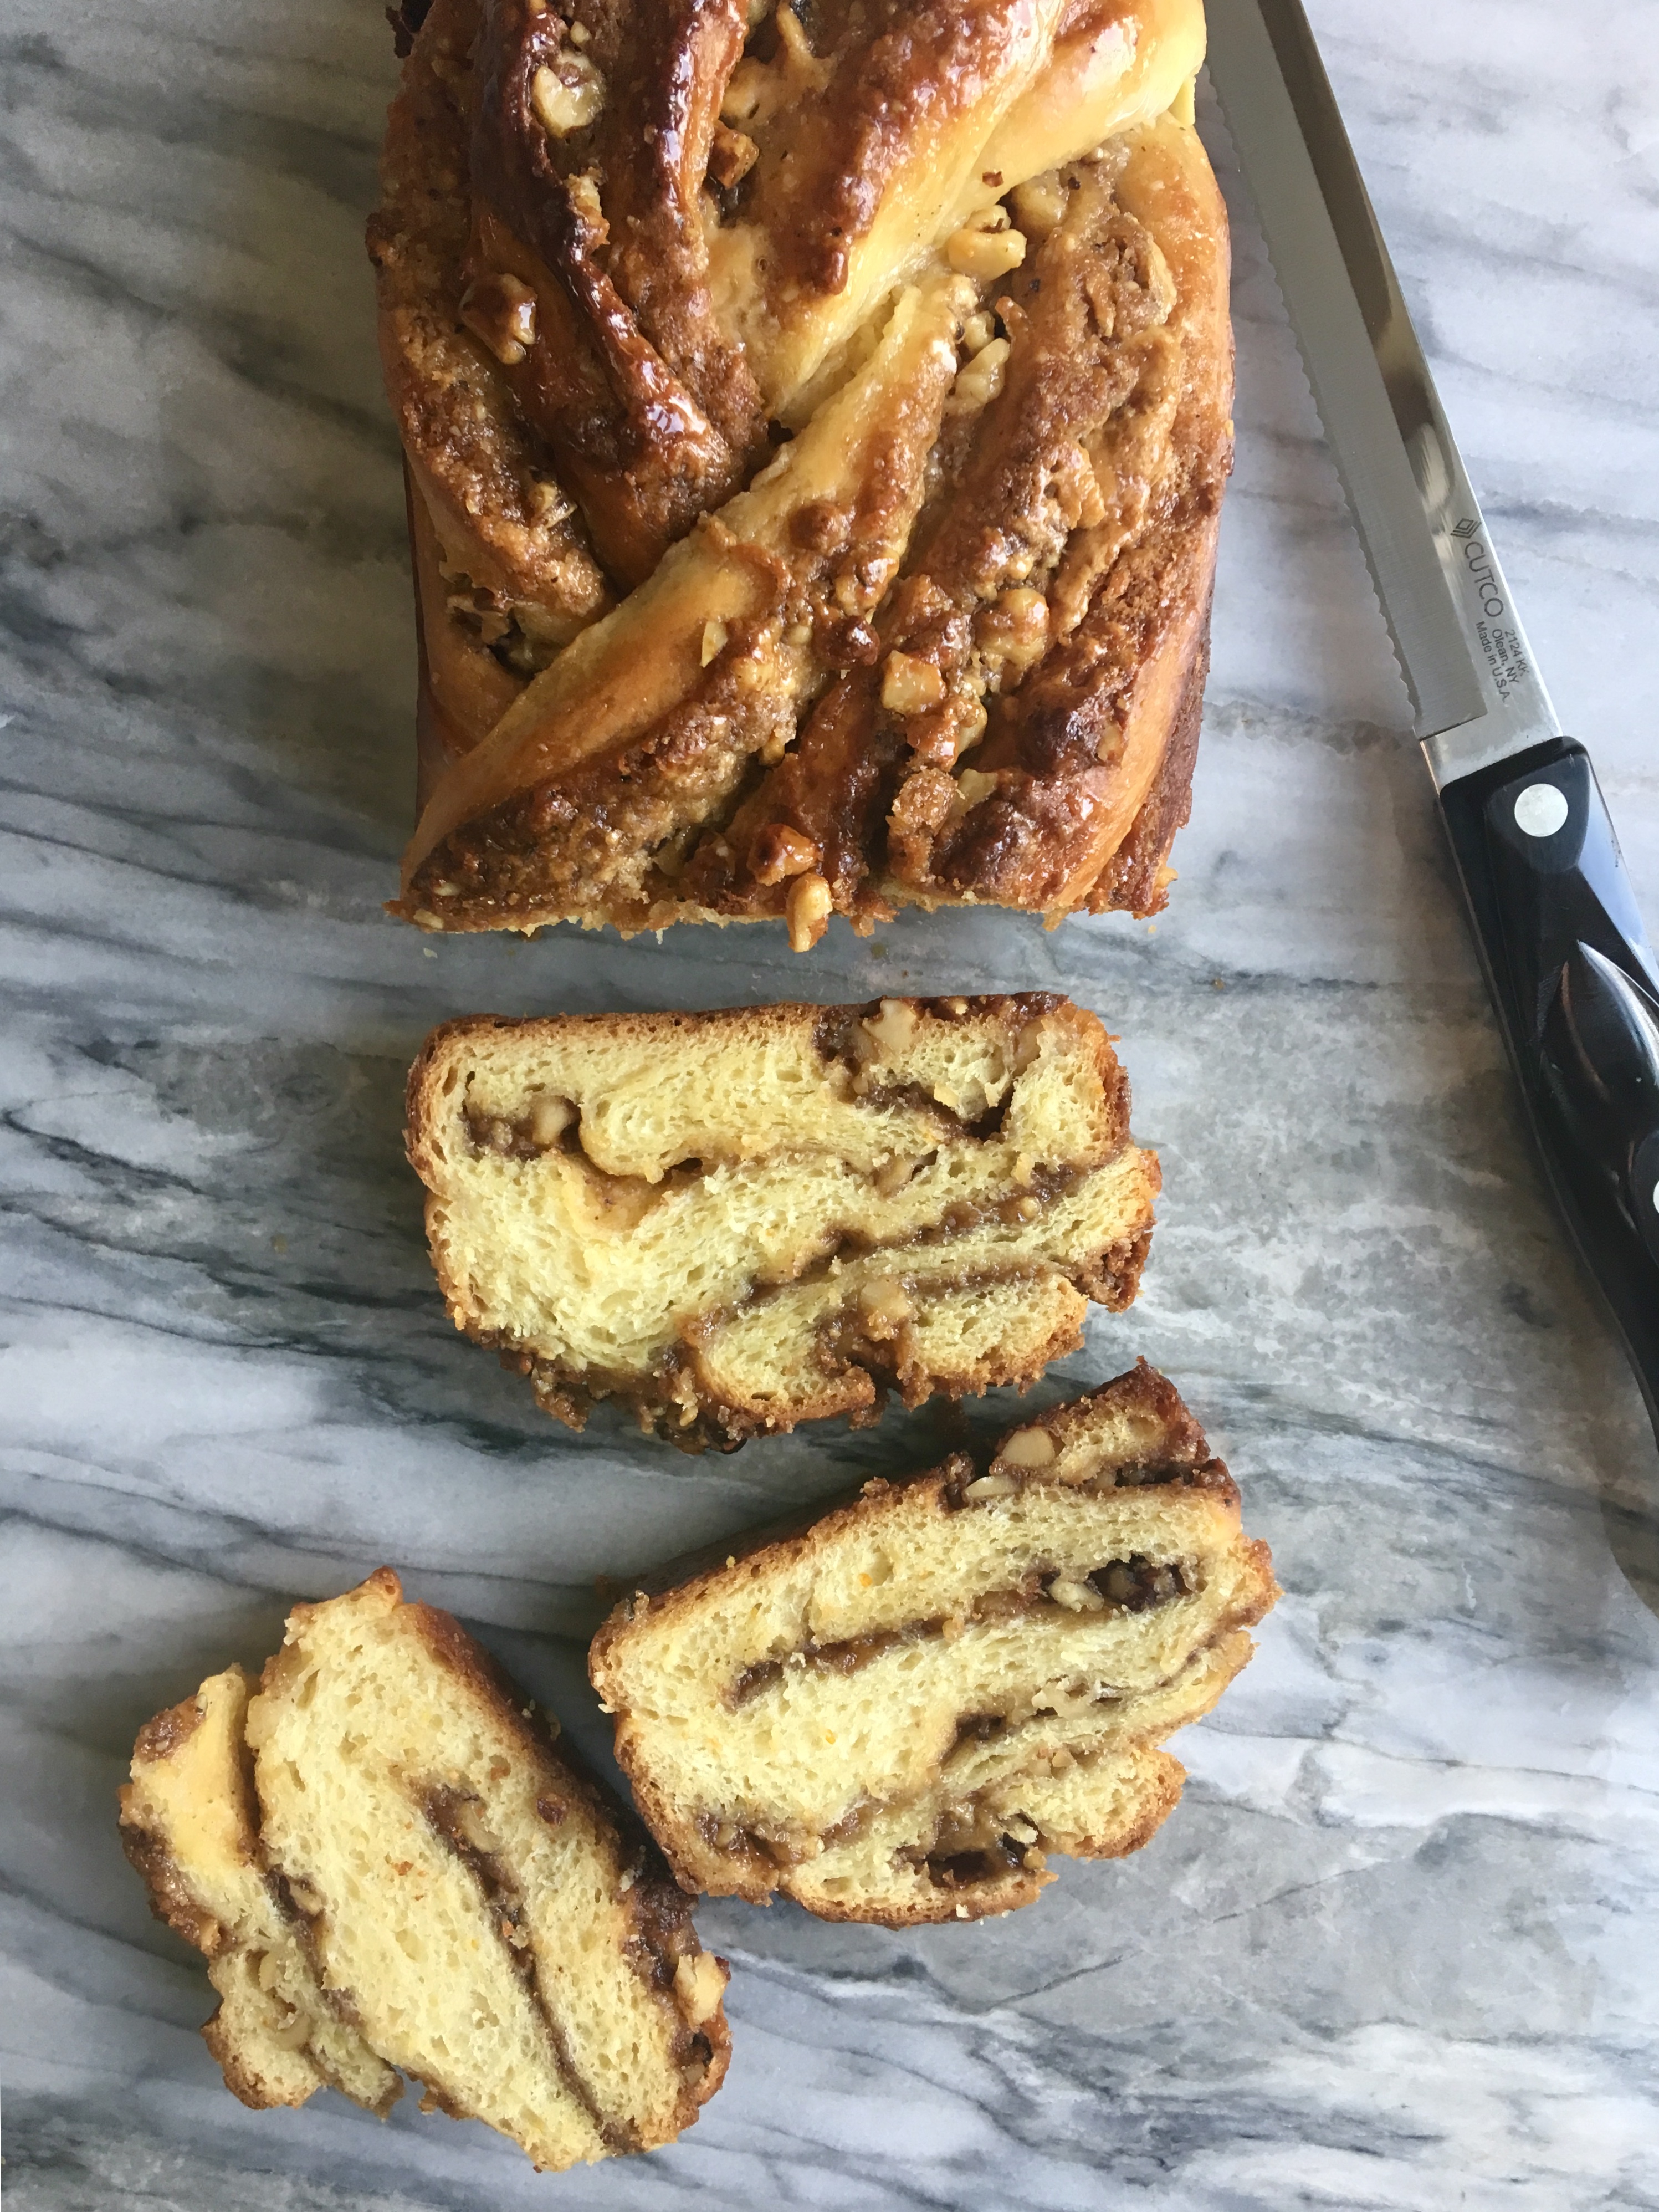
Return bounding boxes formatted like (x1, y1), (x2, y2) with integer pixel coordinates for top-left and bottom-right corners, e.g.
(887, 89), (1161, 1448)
(1204, 0), (1659, 1444)
(1205, 0), (1558, 785)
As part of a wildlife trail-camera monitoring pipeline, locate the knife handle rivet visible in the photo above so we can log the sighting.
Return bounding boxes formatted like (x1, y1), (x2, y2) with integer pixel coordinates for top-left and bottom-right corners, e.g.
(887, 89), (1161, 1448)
(1513, 783), (1568, 839)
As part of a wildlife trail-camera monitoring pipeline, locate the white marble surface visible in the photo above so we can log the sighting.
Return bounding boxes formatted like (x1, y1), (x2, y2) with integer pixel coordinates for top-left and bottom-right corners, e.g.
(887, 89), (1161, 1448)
(5, 0), (1659, 2203)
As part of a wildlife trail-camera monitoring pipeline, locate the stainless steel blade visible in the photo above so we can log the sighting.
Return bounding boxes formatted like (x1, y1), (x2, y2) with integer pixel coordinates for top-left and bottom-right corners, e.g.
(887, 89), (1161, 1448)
(1204, 0), (1561, 784)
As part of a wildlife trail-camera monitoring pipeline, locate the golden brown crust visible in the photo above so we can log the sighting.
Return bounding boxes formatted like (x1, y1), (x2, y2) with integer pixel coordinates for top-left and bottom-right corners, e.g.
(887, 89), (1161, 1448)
(777, 1741), (1190, 1927)
(404, 994), (1157, 1449)
(395, 267), (975, 923)
(590, 1361), (1279, 1925)
(130, 1690), (208, 1769)
(370, 0), (614, 627)
(1087, 587), (1210, 916)
(697, 144), (1229, 926)
(372, 2), (1230, 943)
(592, 1356), (1230, 1652)
(996, 1353), (1227, 1487)
(406, 466), (532, 774)
(465, 0), (769, 586)
(117, 1802), (223, 1960)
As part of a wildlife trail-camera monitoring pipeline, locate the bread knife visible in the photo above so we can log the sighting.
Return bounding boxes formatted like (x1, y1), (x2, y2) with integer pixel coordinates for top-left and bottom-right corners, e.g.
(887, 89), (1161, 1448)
(1204, 0), (1659, 1439)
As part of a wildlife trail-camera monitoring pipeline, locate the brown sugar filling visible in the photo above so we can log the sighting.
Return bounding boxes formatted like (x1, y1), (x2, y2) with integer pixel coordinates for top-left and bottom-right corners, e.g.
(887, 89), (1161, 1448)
(421, 1782), (632, 2155)
(726, 1554), (1194, 1712)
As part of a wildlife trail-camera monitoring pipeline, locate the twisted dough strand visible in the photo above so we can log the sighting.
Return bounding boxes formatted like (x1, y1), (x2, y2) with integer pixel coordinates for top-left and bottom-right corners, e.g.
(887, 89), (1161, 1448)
(371, 0), (1230, 942)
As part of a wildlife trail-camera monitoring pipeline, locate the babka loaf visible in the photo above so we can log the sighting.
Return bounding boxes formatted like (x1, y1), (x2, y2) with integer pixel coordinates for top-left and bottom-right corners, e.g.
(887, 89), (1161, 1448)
(590, 1362), (1277, 1924)
(405, 993), (1160, 1448)
(118, 1570), (730, 2172)
(371, 0), (1232, 944)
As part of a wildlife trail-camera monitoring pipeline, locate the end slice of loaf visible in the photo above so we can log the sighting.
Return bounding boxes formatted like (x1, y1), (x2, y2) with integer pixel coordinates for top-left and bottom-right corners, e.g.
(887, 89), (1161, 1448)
(120, 1571), (730, 2172)
(406, 994), (1159, 1450)
(589, 1362), (1278, 1927)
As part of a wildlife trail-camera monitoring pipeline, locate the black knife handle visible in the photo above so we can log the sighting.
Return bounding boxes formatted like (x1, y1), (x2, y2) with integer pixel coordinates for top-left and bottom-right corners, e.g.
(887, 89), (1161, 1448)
(1438, 737), (1659, 1434)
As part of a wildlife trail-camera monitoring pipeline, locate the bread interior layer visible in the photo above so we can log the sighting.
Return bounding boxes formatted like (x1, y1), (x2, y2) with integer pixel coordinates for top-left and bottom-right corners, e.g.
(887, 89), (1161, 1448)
(243, 1595), (687, 2167)
(790, 1633), (1249, 1914)
(423, 1005), (1146, 1379)
(610, 1483), (1258, 1867)
(120, 1668), (397, 2113)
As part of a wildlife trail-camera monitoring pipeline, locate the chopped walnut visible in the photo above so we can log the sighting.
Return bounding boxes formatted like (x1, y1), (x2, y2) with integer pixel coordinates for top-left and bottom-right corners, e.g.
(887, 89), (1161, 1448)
(526, 477), (572, 524)
(881, 651), (946, 716)
(708, 120), (758, 190)
(998, 1426), (1056, 1469)
(567, 168), (602, 224)
(907, 682), (989, 769)
(945, 211), (1026, 282)
(861, 998), (921, 1058)
(750, 823), (820, 885)
(527, 1094), (574, 1150)
(1010, 173), (1069, 240)
(458, 271), (538, 366)
(949, 336), (1010, 414)
(673, 1952), (726, 2027)
(1046, 1574), (1107, 1613)
(532, 53), (605, 136)
(963, 1472), (1018, 1501)
(786, 871), (832, 951)
(857, 1277), (913, 1339)
(977, 586), (1049, 680)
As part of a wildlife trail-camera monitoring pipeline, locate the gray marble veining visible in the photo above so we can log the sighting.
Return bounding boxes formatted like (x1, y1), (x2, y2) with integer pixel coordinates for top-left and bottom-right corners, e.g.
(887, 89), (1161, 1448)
(4, 0), (1659, 2204)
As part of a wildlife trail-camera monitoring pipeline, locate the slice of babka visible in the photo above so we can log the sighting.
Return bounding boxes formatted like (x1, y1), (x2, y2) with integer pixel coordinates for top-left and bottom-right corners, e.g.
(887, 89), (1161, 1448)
(406, 993), (1160, 1449)
(589, 1362), (1278, 1925)
(119, 1570), (730, 2171)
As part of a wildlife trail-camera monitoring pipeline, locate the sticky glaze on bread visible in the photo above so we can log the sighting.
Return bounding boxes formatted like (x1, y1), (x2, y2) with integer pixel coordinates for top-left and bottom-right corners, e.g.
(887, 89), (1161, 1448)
(370, 0), (1232, 942)
(590, 1363), (1277, 1924)
(404, 994), (1160, 1449)
(118, 1571), (729, 2172)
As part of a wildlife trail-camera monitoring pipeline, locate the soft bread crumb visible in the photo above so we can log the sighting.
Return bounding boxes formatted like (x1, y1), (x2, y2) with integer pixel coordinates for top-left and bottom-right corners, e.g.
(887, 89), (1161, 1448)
(119, 1572), (730, 2170)
(404, 995), (1158, 1450)
(589, 1362), (1279, 1925)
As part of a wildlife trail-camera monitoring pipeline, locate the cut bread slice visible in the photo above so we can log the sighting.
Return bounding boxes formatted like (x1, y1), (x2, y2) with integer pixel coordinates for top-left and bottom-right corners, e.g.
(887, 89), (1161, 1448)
(119, 1571), (729, 2172)
(117, 1664), (399, 2116)
(589, 1362), (1277, 1925)
(406, 994), (1159, 1450)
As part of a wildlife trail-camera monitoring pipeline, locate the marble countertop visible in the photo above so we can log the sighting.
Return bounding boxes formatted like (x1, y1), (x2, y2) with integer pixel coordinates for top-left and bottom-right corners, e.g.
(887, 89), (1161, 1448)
(6, 0), (1659, 2204)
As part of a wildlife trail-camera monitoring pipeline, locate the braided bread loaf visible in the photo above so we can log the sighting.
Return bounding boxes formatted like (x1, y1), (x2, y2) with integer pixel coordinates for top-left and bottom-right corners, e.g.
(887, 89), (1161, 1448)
(371, 0), (1232, 943)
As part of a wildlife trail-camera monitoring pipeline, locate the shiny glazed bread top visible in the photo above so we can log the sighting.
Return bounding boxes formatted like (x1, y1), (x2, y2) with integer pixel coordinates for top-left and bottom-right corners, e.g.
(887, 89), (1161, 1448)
(371, 0), (1232, 939)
